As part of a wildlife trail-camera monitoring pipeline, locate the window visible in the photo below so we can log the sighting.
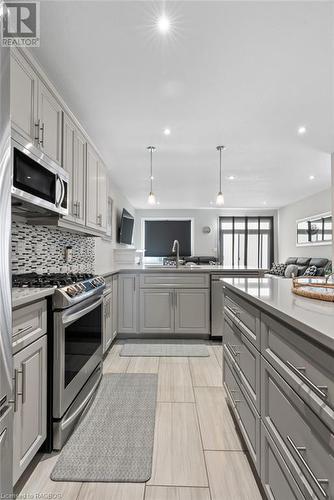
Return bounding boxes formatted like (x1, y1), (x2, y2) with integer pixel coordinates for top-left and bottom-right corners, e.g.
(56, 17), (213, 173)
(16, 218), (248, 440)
(219, 216), (274, 268)
(144, 219), (192, 257)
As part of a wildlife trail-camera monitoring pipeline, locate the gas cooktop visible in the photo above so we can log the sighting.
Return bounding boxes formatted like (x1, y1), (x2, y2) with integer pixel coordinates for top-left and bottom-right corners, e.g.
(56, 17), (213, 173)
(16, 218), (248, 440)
(12, 272), (95, 288)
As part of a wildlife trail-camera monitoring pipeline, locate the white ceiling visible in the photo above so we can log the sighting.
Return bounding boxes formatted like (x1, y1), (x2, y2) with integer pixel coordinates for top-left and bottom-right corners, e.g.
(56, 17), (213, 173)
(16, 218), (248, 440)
(33, 1), (333, 209)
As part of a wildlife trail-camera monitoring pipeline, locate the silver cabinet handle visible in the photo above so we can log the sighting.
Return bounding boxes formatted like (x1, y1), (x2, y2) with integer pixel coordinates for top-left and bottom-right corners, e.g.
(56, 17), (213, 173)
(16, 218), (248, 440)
(34, 119), (40, 143)
(77, 201), (81, 219)
(287, 435), (329, 498)
(0, 427), (7, 446)
(10, 368), (23, 412)
(229, 344), (241, 357)
(175, 291), (178, 308)
(133, 277), (136, 293)
(40, 122), (45, 147)
(73, 201), (78, 217)
(286, 361), (328, 400)
(15, 324), (33, 336)
(96, 214), (102, 226)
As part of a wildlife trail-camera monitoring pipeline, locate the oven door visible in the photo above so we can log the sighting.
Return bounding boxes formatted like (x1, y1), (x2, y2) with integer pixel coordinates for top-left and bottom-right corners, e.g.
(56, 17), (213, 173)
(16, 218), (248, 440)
(53, 296), (103, 419)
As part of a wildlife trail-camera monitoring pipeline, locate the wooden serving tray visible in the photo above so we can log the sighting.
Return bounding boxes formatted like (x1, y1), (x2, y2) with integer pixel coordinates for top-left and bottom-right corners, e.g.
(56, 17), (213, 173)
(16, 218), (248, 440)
(292, 275), (334, 302)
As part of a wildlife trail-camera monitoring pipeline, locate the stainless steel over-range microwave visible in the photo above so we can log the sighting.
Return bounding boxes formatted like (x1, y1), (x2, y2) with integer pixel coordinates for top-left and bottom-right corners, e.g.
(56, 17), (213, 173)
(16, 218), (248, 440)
(11, 139), (69, 216)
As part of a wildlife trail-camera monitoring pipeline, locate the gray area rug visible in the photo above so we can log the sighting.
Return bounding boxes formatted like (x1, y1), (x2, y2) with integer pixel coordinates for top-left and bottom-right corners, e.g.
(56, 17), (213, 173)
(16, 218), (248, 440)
(51, 373), (158, 482)
(120, 339), (209, 357)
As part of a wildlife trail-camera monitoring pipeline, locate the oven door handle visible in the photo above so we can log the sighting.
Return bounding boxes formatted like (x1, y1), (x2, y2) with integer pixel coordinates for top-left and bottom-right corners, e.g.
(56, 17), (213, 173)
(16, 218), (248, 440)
(62, 297), (103, 326)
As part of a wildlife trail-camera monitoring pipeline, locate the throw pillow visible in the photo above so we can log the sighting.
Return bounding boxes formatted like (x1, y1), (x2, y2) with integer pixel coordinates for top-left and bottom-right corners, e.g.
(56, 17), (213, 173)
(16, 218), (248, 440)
(284, 264), (299, 278)
(303, 265), (318, 277)
(268, 262), (287, 276)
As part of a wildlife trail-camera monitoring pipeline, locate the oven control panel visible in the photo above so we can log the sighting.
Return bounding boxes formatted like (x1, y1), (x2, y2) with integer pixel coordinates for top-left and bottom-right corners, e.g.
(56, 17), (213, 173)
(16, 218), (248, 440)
(65, 277), (105, 297)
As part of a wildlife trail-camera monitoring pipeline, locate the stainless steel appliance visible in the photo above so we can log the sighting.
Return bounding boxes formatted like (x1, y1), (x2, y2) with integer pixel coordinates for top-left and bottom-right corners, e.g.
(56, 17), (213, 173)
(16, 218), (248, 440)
(52, 275), (105, 449)
(211, 275), (224, 337)
(12, 272), (105, 450)
(11, 136), (68, 217)
(0, 46), (13, 494)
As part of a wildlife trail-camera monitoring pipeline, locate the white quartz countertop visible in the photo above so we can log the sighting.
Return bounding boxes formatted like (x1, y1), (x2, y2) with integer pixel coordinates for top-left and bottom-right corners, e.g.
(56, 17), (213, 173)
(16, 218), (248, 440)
(102, 265), (266, 278)
(12, 287), (55, 308)
(222, 277), (334, 351)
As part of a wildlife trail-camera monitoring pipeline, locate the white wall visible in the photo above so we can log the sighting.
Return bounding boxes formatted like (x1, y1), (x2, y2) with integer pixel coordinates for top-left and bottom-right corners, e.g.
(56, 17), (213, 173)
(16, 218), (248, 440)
(278, 188), (332, 262)
(135, 208), (278, 259)
(95, 180), (135, 274)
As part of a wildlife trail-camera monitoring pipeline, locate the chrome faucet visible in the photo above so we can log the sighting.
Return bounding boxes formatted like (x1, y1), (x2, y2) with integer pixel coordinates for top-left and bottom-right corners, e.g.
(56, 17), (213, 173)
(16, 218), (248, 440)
(172, 239), (180, 268)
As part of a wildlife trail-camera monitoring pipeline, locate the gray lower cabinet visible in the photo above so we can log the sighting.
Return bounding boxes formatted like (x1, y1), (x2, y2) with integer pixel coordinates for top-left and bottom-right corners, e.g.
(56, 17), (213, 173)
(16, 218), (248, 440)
(13, 335), (47, 484)
(175, 288), (210, 334)
(138, 287), (210, 335)
(261, 423), (306, 500)
(139, 288), (174, 334)
(222, 284), (334, 500)
(112, 275), (118, 340)
(103, 290), (113, 353)
(118, 274), (138, 334)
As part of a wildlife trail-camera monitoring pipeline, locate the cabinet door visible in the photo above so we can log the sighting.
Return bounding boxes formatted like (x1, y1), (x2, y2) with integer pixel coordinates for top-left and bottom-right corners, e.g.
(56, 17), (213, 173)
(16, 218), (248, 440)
(13, 336), (47, 485)
(62, 114), (76, 221)
(112, 276), (118, 339)
(140, 289), (174, 334)
(175, 289), (210, 334)
(97, 161), (107, 232)
(10, 51), (38, 144)
(86, 144), (99, 230)
(103, 294), (113, 353)
(74, 129), (86, 226)
(118, 275), (138, 334)
(38, 80), (63, 166)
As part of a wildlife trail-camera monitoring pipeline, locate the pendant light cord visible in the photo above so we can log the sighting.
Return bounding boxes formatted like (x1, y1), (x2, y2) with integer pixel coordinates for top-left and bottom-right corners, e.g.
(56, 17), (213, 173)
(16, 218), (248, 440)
(219, 147), (222, 192)
(150, 147), (153, 192)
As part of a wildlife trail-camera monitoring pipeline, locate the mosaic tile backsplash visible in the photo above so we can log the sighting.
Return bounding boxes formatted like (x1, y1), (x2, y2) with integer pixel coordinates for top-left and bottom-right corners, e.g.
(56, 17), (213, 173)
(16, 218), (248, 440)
(12, 221), (95, 274)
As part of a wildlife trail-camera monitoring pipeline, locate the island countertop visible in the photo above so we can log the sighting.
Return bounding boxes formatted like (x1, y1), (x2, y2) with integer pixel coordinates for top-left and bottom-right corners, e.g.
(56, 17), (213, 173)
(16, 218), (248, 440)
(221, 277), (334, 351)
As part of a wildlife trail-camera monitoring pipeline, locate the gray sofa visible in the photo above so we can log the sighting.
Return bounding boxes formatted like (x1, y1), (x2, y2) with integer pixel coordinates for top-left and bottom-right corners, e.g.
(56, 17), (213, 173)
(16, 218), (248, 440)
(268, 257), (332, 278)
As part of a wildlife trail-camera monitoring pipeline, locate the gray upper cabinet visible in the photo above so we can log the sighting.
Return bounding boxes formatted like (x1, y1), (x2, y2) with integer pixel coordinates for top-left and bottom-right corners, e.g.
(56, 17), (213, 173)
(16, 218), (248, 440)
(12, 335), (47, 485)
(63, 114), (86, 226)
(10, 50), (38, 144)
(10, 50), (63, 167)
(118, 274), (138, 334)
(174, 288), (210, 334)
(37, 80), (63, 166)
(140, 288), (174, 334)
(86, 143), (107, 233)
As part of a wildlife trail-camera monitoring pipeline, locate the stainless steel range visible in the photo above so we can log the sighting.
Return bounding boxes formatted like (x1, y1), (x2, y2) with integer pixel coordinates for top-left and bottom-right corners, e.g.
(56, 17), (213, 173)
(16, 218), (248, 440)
(13, 272), (105, 449)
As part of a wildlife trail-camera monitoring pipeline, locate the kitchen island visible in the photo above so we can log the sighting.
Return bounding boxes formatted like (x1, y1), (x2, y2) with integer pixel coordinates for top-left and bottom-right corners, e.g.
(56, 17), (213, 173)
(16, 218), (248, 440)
(221, 276), (334, 500)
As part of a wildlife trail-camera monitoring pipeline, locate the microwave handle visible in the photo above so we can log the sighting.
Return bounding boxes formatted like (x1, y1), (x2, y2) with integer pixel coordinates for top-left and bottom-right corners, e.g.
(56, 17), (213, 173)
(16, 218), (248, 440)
(55, 175), (64, 207)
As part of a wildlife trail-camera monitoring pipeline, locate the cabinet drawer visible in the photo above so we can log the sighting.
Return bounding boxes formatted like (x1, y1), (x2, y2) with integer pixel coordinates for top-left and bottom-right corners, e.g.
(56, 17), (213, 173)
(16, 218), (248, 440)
(261, 357), (334, 500)
(261, 313), (334, 433)
(12, 300), (47, 353)
(261, 423), (308, 500)
(224, 352), (261, 471)
(224, 316), (260, 411)
(223, 288), (260, 349)
(140, 273), (209, 289)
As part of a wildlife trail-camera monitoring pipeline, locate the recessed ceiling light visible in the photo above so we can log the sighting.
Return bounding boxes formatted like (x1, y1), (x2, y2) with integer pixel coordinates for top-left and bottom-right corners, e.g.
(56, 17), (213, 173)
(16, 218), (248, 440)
(309, 175), (315, 180)
(263, 201), (267, 205)
(157, 201), (160, 205)
(227, 175), (235, 180)
(298, 126), (306, 135)
(150, 175), (154, 180)
(157, 15), (170, 34)
(209, 201), (214, 205)
(164, 128), (171, 136)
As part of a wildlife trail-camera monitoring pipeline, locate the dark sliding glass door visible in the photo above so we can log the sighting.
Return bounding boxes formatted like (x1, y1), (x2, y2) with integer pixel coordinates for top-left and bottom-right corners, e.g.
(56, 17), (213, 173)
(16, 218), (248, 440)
(219, 216), (274, 269)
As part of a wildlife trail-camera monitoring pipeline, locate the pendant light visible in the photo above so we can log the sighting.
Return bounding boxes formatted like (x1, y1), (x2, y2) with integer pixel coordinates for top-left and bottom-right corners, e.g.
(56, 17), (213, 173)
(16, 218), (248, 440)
(147, 146), (157, 205)
(216, 145), (226, 206)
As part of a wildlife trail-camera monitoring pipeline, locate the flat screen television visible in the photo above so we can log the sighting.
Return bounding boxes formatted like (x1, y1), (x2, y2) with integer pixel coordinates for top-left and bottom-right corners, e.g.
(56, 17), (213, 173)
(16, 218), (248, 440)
(119, 209), (134, 245)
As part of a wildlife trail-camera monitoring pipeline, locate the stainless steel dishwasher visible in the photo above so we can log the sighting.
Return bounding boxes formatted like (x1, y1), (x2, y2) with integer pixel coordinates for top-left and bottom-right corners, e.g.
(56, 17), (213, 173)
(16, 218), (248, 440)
(211, 275), (225, 337)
